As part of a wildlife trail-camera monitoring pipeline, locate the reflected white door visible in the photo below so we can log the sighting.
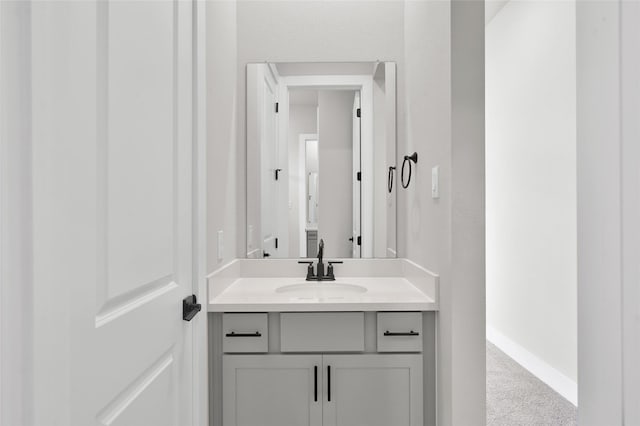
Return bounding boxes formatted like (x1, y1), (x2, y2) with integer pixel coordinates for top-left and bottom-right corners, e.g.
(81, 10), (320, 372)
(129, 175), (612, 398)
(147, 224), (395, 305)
(259, 66), (279, 258)
(31, 1), (196, 425)
(352, 92), (362, 258)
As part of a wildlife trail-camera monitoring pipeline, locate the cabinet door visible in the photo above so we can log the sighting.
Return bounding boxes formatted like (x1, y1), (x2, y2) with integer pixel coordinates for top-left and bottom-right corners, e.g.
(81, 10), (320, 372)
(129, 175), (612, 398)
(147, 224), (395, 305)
(323, 354), (423, 426)
(223, 355), (323, 426)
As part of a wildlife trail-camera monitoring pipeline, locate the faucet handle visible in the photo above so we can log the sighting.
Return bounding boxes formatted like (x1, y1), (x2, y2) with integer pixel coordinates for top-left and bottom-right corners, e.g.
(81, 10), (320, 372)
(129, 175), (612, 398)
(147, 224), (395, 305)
(298, 261), (316, 280)
(326, 261), (342, 281)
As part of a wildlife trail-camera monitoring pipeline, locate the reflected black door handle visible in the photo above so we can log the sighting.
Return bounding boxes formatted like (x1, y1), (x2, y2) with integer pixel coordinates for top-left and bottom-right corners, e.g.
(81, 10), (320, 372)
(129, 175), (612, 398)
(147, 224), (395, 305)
(182, 295), (201, 321)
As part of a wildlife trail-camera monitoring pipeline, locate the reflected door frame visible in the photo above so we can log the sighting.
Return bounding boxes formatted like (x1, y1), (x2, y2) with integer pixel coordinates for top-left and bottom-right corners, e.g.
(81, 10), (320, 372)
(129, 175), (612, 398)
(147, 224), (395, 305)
(299, 133), (319, 257)
(279, 75), (374, 257)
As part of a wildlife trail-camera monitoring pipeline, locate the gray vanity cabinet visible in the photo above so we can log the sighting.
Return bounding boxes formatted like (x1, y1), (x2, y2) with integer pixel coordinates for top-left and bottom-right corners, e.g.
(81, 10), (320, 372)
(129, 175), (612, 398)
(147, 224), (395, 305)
(223, 354), (422, 426)
(219, 312), (428, 426)
(222, 355), (322, 426)
(323, 354), (423, 426)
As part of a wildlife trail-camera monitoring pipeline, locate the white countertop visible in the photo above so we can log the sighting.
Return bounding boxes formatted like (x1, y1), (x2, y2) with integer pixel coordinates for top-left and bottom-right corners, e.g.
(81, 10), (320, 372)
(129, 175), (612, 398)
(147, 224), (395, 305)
(207, 259), (439, 312)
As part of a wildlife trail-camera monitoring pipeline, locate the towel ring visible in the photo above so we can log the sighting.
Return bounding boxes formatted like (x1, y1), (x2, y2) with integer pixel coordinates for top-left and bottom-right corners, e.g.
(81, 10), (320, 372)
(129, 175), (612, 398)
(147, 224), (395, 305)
(401, 152), (418, 189)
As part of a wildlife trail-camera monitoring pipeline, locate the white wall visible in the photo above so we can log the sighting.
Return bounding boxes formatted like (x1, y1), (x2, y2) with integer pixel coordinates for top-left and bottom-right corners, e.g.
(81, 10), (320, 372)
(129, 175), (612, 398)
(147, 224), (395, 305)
(402, 2), (450, 274)
(486, 0), (577, 403)
(287, 104), (317, 258)
(403, 2), (453, 425)
(318, 90), (355, 258)
(236, 0), (405, 258)
(403, 1), (486, 425)
(207, 0), (238, 271)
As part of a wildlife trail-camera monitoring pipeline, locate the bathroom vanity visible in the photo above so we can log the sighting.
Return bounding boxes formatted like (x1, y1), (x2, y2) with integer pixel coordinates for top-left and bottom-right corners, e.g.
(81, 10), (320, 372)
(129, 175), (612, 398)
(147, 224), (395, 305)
(207, 61), (438, 426)
(207, 259), (438, 426)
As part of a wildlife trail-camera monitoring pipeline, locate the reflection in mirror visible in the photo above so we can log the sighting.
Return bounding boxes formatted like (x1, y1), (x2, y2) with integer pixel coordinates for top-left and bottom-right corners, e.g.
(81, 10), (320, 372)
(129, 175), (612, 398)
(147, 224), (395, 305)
(246, 62), (397, 259)
(306, 139), (318, 226)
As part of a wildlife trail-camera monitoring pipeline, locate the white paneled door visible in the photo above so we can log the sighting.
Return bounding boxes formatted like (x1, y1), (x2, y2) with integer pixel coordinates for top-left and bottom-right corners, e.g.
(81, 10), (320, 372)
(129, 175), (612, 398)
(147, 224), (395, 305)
(31, 1), (199, 425)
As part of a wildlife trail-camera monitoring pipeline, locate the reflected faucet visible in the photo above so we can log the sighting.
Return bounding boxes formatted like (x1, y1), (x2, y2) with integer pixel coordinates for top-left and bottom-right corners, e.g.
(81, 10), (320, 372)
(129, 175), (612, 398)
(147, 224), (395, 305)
(298, 239), (342, 281)
(317, 239), (325, 278)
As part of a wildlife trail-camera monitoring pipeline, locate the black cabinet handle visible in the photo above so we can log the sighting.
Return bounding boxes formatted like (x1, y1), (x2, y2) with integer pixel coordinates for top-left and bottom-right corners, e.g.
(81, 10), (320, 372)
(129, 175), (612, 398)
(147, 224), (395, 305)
(225, 331), (262, 337)
(327, 365), (331, 402)
(384, 330), (420, 336)
(314, 366), (318, 402)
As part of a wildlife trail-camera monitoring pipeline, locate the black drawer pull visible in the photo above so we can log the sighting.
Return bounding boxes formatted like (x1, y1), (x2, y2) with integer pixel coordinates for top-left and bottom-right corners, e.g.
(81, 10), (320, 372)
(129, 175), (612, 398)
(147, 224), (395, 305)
(314, 366), (318, 402)
(327, 365), (331, 402)
(225, 331), (262, 337)
(384, 330), (420, 336)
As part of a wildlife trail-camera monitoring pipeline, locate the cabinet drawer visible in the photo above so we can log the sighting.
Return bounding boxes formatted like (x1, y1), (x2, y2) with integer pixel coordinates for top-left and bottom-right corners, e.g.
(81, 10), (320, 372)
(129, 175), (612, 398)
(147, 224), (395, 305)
(281, 312), (364, 352)
(223, 313), (268, 353)
(377, 312), (422, 352)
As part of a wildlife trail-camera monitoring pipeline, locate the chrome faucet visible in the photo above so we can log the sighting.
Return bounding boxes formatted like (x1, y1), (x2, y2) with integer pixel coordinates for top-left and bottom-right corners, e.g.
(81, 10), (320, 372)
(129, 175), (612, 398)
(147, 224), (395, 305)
(298, 239), (342, 281)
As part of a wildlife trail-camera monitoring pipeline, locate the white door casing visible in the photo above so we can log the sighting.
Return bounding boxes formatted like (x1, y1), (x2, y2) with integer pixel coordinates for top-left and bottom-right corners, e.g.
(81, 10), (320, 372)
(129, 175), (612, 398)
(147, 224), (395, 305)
(0, 2), (34, 425)
(30, 1), (200, 425)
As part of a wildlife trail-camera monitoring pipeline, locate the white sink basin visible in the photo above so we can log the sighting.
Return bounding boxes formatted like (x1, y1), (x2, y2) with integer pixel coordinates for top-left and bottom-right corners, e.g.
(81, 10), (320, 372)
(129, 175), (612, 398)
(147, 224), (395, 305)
(275, 282), (368, 299)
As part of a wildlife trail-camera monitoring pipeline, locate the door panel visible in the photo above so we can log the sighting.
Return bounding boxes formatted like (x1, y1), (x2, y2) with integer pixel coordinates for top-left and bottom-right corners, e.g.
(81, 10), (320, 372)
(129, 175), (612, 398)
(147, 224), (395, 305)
(323, 355), (423, 426)
(105, 0), (175, 297)
(223, 355), (323, 426)
(31, 1), (195, 425)
(99, 0), (180, 317)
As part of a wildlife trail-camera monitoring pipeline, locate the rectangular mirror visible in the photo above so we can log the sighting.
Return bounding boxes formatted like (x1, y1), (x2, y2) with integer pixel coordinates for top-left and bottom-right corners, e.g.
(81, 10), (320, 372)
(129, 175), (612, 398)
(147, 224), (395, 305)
(246, 62), (397, 259)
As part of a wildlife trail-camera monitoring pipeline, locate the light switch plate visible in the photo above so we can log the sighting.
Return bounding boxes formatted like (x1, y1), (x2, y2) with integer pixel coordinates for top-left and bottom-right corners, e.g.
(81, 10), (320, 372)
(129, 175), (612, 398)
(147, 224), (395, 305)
(217, 230), (224, 261)
(431, 166), (440, 199)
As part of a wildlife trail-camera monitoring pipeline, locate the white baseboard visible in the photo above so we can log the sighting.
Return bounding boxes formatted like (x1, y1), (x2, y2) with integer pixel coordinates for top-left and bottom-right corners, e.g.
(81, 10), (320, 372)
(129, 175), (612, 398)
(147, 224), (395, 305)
(487, 326), (578, 406)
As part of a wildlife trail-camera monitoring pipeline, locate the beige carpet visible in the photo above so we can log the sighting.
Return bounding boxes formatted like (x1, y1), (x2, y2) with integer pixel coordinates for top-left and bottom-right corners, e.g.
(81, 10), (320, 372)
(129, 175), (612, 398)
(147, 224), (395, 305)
(487, 342), (577, 426)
